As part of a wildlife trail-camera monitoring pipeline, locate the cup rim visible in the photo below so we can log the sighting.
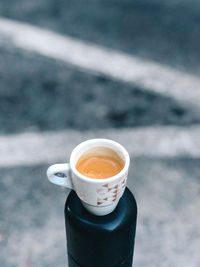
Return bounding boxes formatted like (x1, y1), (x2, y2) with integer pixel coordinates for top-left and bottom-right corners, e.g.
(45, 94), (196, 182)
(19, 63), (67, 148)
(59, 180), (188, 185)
(70, 138), (130, 183)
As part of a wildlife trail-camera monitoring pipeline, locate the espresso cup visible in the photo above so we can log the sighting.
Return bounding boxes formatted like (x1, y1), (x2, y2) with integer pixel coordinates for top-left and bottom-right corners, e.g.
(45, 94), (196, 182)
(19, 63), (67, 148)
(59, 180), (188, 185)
(47, 139), (130, 216)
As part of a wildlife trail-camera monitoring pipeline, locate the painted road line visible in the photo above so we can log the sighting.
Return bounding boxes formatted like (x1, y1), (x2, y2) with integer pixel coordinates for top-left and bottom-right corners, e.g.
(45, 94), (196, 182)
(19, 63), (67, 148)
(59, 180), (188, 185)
(0, 126), (200, 167)
(0, 17), (200, 110)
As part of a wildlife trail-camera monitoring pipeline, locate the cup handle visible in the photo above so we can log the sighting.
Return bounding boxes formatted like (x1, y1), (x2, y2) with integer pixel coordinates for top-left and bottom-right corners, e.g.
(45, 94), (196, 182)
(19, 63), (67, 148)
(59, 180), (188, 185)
(47, 163), (73, 189)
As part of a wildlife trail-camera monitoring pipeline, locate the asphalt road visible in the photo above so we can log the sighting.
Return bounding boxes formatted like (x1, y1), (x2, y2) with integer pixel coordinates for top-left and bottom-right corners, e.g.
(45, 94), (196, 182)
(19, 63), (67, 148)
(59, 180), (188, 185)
(1, 159), (200, 267)
(1, 0), (200, 74)
(0, 44), (199, 135)
(0, 0), (200, 266)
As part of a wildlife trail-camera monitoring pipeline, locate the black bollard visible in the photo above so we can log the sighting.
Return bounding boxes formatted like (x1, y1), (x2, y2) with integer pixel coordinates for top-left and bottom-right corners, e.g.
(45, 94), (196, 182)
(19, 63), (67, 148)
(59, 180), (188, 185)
(65, 187), (137, 267)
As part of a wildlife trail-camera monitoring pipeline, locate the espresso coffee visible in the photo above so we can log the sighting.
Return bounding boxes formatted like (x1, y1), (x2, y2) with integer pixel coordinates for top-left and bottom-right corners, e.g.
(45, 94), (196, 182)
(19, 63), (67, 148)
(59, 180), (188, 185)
(76, 147), (124, 179)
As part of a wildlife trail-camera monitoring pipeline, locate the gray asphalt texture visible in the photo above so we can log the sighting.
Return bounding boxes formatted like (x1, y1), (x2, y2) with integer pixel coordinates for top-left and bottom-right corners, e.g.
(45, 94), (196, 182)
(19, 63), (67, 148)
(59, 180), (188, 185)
(1, 0), (200, 74)
(0, 0), (200, 266)
(1, 159), (200, 266)
(0, 44), (199, 134)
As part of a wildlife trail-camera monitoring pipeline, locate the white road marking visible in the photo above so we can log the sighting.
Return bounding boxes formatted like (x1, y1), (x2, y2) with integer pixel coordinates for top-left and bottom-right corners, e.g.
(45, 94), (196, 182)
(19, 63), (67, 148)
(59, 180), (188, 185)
(0, 17), (200, 110)
(0, 126), (200, 167)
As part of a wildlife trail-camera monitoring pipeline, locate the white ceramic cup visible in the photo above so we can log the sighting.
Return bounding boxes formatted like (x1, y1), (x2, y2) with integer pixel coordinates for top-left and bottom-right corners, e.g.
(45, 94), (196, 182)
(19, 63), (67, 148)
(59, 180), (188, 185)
(47, 138), (130, 216)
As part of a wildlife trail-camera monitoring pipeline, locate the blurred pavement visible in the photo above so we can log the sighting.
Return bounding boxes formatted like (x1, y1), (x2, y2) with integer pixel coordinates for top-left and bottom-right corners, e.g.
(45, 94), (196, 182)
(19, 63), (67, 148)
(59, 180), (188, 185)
(1, 159), (200, 266)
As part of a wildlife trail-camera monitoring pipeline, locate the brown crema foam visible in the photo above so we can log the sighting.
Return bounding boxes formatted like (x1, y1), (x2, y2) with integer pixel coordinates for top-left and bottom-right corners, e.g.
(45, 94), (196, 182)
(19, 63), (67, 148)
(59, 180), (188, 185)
(76, 147), (124, 179)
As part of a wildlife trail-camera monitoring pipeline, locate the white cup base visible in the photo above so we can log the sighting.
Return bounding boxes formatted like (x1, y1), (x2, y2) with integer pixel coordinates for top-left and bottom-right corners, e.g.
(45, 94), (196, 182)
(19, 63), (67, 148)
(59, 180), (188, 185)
(81, 200), (120, 216)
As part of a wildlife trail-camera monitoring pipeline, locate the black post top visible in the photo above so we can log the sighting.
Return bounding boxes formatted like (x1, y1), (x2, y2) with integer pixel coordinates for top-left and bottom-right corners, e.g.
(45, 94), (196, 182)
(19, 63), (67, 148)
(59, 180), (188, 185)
(65, 188), (137, 267)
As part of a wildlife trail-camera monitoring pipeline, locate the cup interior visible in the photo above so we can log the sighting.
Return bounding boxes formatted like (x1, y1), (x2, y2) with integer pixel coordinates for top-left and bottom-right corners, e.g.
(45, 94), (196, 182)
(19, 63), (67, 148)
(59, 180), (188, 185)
(70, 139), (130, 181)
(76, 146), (124, 165)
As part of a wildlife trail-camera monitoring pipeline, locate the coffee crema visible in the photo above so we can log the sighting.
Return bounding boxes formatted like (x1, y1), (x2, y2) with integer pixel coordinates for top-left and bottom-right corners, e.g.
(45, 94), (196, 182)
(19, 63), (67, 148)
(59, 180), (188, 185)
(76, 153), (124, 179)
